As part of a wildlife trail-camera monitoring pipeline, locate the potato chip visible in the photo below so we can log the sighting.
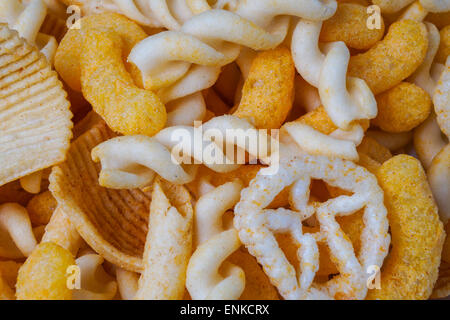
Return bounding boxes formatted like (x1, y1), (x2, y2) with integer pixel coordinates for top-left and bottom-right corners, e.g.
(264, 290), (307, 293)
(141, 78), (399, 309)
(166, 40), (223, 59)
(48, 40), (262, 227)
(0, 24), (73, 186)
(49, 121), (153, 272)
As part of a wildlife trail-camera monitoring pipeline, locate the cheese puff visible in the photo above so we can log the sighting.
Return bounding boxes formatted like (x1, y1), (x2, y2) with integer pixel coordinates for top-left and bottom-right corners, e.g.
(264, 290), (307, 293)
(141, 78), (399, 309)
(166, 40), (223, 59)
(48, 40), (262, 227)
(320, 3), (385, 50)
(372, 82), (432, 132)
(294, 106), (370, 135)
(348, 20), (429, 95)
(372, 0), (416, 13)
(80, 29), (166, 136)
(357, 136), (392, 164)
(227, 248), (279, 300)
(366, 155), (445, 300)
(26, 191), (57, 226)
(436, 25), (450, 64)
(233, 47), (295, 129)
(55, 13), (147, 92)
(16, 242), (76, 300)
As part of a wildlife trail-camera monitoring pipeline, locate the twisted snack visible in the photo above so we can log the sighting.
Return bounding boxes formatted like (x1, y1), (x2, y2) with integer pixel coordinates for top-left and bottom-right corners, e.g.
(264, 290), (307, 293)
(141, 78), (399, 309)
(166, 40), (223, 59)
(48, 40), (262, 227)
(186, 181), (244, 299)
(292, 19), (377, 130)
(0, 0), (58, 63)
(0, 203), (37, 259)
(234, 155), (390, 299)
(92, 115), (278, 189)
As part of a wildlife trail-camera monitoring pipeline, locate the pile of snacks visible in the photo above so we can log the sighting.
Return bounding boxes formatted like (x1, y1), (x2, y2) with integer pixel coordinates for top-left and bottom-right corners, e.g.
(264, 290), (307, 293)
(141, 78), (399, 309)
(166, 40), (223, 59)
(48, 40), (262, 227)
(0, 0), (449, 300)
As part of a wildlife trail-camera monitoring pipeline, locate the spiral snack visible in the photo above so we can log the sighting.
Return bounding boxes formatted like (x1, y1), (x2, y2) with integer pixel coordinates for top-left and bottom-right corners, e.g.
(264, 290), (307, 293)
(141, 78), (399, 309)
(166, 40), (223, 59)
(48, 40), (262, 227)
(49, 122), (154, 272)
(434, 56), (450, 138)
(372, 82), (432, 132)
(234, 155), (390, 299)
(366, 155), (445, 300)
(0, 24), (72, 187)
(348, 19), (428, 95)
(233, 47), (295, 129)
(135, 178), (193, 300)
(320, 3), (385, 50)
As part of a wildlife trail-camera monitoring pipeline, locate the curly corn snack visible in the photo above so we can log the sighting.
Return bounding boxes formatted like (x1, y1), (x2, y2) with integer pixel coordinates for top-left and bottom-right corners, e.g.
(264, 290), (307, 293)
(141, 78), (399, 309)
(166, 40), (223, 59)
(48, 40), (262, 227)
(233, 47), (295, 129)
(80, 29), (166, 136)
(372, 82), (432, 132)
(16, 242), (76, 300)
(348, 19), (428, 95)
(366, 155), (445, 300)
(320, 3), (385, 50)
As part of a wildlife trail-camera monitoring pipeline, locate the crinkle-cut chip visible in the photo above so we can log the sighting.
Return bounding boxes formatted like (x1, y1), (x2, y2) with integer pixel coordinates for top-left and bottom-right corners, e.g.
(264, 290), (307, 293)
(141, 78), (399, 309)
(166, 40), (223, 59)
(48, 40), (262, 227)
(227, 248), (279, 300)
(0, 24), (73, 187)
(431, 262), (450, 299)
(49, 121), (153, 273)
(16, 242), (75, 300)
(366, 155), (445, 300)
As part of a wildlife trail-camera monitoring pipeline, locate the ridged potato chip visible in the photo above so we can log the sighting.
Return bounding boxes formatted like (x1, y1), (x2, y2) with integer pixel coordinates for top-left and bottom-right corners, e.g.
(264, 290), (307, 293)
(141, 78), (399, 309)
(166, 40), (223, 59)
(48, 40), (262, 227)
(0, 24), (72, 186)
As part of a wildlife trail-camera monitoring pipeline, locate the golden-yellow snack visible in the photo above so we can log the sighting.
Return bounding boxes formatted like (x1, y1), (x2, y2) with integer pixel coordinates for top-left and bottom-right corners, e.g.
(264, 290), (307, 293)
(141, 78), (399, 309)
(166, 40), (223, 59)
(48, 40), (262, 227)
(320, 3), (385, 50)
(436, 25), (450, 64)
(26, 190), (57, 226)
(233, 47), (295, 129)
(348, 20), (428, 94)
(49, 122), (153, 273)
(0, 273), (14, 300)
(372, 0), (416, 14)
(80, 29), (166, 136)
(55, 13), (147, 92)
(372, 82), (432, 132)
(135, 178), (193, 300)
(366, 155), (445, 300)
(16, 242), (75, 300)
(357, 136), (393, 164)
(0, 260), (21, 289)
(0, 24), (72, 186)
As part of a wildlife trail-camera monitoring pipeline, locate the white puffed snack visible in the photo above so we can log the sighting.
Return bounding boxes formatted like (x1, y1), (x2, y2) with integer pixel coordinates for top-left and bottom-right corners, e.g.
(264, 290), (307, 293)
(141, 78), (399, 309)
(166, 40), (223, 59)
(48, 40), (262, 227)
(234, 155), (390, 300)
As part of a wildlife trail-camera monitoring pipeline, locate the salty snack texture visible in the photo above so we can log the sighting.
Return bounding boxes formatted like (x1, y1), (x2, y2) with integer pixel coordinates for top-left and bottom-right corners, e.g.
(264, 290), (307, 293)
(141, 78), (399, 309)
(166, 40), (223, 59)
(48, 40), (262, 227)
(135, 179), (193, 300)
(320, 3), (385, 50)
(372, 82), (432, 132)
(366, 155), (445, 300)
(49, 122), (153, 272)
(348, 20), (428, 95)
(0, 24), (72, 186)
(26, 191), (57, 226)
(233, 47), (295, 129)
(16, 242), (75, 300)
(436, 25), (450, 64)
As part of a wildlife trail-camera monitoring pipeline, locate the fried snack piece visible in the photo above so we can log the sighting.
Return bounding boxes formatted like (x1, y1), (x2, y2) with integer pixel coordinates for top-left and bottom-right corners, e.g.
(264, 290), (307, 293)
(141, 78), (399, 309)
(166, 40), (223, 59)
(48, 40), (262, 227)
(426, 11), (450, 29)
(357, 136), (392, 164)
(227, 248), (279, 300)
(135, 178), (193, 300)
(0, 24), (72, 186)
(16, 242), (76, 300)
(372, 82), (432, 132)
(372, 0), (415, 13)
(348, 20), (428, 94)
(436, 25), (450, 64)
(366, 155), (445, 300)
(55, 13), (147, 92)
(0, 273), (14, 300)
(80, 29), (166, 136)
(49, 121), (153, 273)
(26, 190), (57, 226)
(0, 260), (21, 289)
(320, 3), (385, 50)
(433, 56), (450, 139)
(233, 47), (295, 129)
